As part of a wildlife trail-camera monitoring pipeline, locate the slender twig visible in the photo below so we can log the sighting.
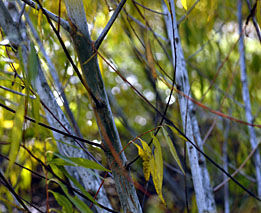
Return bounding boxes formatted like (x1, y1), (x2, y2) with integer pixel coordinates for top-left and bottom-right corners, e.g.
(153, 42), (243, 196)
(132, 0), (172, 62)
(0, 102), (102, 148)
(126, 13), (168, 42)
(133, 1), (167, 16)
(20, 0), (70, 32)
(57, 0), (62, 34)
(245, 0), (261, 43)
(95, 0), (127, 49)
(0, 85), (36, 99)
(17, 2), (25, 24)
(177, 0), (200, 25)
(0, 171), (30, 212)
(214, 142), (261, 192)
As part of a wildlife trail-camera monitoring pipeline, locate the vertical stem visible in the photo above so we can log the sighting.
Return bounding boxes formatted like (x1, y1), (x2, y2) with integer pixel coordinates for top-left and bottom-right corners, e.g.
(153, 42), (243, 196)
(163, 1), (217, 212)
(238, 0), (261, 198)
(64, 0), (142, 212)
(223, 120), (230, 213)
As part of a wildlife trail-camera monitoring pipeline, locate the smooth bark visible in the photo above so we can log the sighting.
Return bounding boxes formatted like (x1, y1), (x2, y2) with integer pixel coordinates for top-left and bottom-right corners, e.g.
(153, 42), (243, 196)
(163, 1), (216, 212)
(64, 0), (142, 212)
(238, 0), (261, 198)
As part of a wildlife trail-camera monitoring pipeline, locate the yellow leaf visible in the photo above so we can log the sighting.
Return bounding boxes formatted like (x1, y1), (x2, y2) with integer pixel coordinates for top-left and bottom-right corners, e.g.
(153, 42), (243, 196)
(162, 127), (185, 174)
(181, 0), (188, 10)
(8, 97), (25, 168)
(134, 139), (153, 181)
(151, 135), (166, 205)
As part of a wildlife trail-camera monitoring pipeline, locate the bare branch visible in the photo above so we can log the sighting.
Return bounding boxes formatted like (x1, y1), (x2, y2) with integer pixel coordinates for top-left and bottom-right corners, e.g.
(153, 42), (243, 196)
(178, 0), (200, 25)
(95, 0), (127, 49)
(245, 0), (261, 43)
(20, 0), (70, 32)
(133, 1), (167, 16)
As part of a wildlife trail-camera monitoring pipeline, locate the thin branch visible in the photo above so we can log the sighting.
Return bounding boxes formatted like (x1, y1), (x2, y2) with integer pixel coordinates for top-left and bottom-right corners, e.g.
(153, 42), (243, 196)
(0, 85), (36, 99)
(0, 170), (30, 212)
(95, 0), (127, 49)
(0, 102), (102, 148)
(214, 142), (261, 192)
(17, 2), (25, 24)
(177, 0), (200, 25)
(245, 0), (261, 43)
(126, 13), (168, 42)
(133, 1), (167, 16)
(20, 0), (70, 32)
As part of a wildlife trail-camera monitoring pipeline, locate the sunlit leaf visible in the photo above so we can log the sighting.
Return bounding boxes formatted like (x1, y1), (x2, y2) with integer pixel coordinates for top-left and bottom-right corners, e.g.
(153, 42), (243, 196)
(8, 97), (25, 167)
(162, 127), (185, 174)
(134, 138), (153, 181)
(181, 0), (188, 10)
(151, 135), (166, 205)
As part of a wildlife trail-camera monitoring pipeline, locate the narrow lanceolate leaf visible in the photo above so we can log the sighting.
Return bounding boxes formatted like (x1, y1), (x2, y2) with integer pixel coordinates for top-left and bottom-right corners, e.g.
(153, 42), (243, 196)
(167, 124), (187, 141)
(181, 0), (188, 10)
(162, 127), (185, 174)
(151, 135), (166, 205)
(134, 138), (153, 181)
(60, 167), (100, 207)
(49, 179), (92, 213)
(49, 190), (73, 213)
(32, 94), (40, 122)
(8, 97), (25, 167)
(134, 137), (166, 205)
(28, 42), (39, 83)
(48, 152), (110, 172)
(145, 37), (157, 80)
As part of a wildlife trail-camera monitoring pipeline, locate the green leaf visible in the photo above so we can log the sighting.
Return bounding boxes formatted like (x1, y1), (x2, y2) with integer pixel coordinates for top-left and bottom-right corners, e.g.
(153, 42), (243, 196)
(48, 152), (110, 172)
(49, 179), (92, 213)
(28, 42), (39, 83)
(49, 190), (73, 213)
(162, 127), (185, 174)
(48, 158), (75, 166)
(59, 167), (100, 206)
(70, 157), (110, 172)
(8, 97), (25, 167)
